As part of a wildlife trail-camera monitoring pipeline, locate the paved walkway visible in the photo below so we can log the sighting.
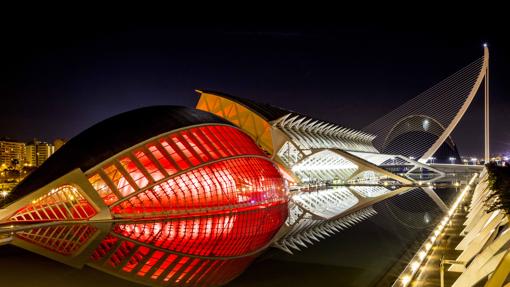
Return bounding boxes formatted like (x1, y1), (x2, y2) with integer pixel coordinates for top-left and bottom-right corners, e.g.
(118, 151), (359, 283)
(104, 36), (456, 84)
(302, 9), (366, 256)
(410, 191), (472, 287)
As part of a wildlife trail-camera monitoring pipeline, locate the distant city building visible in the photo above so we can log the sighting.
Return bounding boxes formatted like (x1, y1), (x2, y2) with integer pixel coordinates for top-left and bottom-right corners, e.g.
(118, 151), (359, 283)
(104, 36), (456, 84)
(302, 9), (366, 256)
(0, 138), (26, 168)
(25, 140), (55, 167)
(53, 138), (67, 151)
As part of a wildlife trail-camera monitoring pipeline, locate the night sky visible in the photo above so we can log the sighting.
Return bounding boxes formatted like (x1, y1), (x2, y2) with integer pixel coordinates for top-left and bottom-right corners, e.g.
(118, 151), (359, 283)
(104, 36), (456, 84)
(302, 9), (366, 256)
(1, 16), (508, 157)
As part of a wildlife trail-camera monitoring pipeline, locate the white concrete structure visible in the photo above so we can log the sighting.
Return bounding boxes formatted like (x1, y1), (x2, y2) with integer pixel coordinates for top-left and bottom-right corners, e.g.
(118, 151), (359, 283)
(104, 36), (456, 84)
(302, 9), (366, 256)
(450, 169), (510, 287)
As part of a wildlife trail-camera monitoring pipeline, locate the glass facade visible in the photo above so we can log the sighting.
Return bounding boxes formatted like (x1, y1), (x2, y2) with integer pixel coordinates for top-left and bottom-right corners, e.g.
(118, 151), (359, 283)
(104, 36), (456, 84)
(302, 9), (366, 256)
(85, 125), (287, 219)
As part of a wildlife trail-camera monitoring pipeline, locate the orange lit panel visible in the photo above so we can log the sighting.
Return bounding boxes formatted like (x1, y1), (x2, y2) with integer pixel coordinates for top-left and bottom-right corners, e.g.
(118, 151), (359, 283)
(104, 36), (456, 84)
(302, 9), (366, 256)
(137, 250), (165, 276)
(103, 164), (136, 197)
(88, 173), (118, 205)
(122, 246), (150, 272)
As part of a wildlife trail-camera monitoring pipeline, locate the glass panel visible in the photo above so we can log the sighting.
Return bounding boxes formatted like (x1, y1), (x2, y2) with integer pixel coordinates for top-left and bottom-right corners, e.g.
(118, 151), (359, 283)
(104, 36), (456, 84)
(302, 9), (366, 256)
(160, 139), (190, 170)
(88, 173), (119, 205)
(111, 157), (287, 217)
(103, 164), (135, 197)
(133, 150), (165, 181)
(120, 157), (149, 189)
(147, 144), (178, 175)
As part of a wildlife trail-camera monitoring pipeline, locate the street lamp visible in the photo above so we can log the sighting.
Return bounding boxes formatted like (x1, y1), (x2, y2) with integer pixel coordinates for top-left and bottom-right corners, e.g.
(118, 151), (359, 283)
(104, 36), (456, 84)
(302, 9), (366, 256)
(449, 157), (456, 164)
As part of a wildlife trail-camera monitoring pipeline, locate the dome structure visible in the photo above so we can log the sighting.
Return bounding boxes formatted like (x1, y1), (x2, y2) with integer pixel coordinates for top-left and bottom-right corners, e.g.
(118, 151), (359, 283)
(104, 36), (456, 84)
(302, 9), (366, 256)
(382, 115), (461, 163)
(0, 106), (288, 225)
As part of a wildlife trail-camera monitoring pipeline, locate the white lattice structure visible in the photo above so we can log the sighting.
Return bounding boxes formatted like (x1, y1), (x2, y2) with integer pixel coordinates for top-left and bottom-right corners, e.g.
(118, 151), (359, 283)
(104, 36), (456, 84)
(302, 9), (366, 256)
(274, 113), (377, 153)
(273, 184), (412, 253)
(275, 205), (378, 253)
(291, 187), (359, 219)
(195, 90), (410, 186)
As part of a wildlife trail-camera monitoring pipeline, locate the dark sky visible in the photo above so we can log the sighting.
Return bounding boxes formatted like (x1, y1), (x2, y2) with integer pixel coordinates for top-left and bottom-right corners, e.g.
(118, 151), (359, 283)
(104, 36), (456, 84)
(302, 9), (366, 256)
(1, 16), (508, 157)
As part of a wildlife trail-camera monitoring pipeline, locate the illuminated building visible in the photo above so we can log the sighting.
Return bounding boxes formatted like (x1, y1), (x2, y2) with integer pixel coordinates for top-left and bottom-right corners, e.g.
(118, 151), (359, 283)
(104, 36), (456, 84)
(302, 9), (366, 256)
(194, 90), (453, 252)
(0, 92), (460, 257)
(1, 56), (488, 255)
(25, 140), (55, 167)
(0, 45), (494, 286)
(0, 105), (289, 286)
(0, 106), (288, 226)
(196, 90), (417, 185)
(0, 138), (26, 168)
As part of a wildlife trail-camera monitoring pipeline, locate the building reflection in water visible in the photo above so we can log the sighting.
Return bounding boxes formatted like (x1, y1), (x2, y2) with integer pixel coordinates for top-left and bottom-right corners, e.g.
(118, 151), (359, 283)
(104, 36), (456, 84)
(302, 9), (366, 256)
(1, 182), (468, 287)
(7, 204), (286, 287)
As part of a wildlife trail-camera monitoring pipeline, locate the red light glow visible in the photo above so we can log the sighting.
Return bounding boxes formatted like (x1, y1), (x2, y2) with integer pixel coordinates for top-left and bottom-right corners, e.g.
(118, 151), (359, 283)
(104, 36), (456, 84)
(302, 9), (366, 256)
(87, 125), (288, 218)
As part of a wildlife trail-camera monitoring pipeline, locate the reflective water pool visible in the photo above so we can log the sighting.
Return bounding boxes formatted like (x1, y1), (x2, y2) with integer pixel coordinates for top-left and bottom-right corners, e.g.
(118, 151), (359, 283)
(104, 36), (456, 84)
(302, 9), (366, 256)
(0, 185), (464, 287)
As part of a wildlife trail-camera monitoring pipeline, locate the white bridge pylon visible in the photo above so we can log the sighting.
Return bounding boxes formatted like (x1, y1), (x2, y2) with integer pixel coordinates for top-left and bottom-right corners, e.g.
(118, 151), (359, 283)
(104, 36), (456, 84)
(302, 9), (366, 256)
(364, 46), (490, 163)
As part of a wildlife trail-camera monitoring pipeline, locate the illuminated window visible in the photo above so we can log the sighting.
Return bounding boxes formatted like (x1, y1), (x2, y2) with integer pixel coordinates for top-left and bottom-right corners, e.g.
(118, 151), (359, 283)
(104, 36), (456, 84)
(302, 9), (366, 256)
(133, 150), (165, 181)
(88, 173), (118, 205)
(110, 158), (286, 217)
(86, 125), (285, 218)
(103, 164), (135, 197)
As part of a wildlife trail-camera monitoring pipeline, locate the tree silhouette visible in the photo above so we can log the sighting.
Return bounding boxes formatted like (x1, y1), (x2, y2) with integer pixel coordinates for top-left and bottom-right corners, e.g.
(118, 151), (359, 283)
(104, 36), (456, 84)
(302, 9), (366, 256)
(484, 162), (510, 213)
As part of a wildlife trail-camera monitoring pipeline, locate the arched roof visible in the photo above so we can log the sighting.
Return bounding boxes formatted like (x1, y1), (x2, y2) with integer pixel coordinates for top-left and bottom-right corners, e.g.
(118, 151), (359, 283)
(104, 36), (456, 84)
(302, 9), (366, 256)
(3, 106), (232, 206)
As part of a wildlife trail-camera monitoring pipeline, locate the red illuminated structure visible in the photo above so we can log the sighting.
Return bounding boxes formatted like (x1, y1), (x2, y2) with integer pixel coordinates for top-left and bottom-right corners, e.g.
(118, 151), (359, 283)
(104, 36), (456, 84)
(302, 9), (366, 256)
(0, 106), (288, 286)
(86, 124), (287, 219)
(0, 106), (288, 223)
(10, 211), (286, 286)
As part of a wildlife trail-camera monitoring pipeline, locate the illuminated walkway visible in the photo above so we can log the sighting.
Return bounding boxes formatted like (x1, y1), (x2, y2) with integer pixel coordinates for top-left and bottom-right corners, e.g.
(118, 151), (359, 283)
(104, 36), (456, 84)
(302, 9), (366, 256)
(410, 189), (472, 286)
